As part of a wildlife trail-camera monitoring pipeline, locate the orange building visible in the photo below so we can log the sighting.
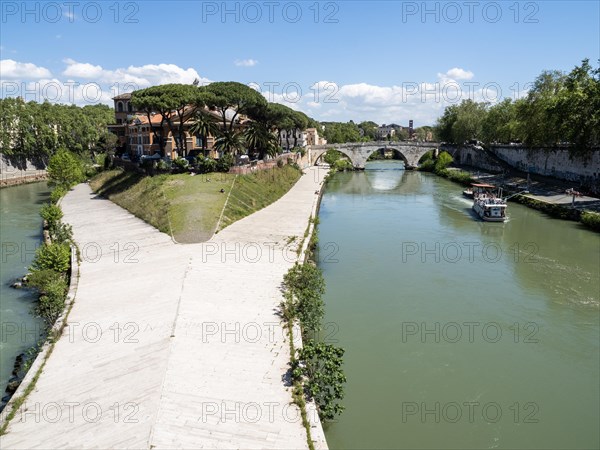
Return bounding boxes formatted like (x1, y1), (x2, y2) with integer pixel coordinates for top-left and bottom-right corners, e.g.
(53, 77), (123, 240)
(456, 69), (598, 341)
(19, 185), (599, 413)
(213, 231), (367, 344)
(108, 94), (221, 160)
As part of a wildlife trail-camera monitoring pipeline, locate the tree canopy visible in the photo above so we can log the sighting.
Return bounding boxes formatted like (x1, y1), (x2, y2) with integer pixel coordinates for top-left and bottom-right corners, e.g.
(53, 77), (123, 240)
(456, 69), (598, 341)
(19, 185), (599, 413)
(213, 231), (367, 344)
(204, 81), (268, 132)
(0, 98), (114, 160)
(131, 83), (200, 156)
(435, 59), (600, 157)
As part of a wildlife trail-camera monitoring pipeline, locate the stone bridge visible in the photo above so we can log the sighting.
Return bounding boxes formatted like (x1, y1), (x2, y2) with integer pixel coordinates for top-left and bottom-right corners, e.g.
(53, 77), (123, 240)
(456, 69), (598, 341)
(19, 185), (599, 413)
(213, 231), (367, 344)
(307, 141), (440, 169)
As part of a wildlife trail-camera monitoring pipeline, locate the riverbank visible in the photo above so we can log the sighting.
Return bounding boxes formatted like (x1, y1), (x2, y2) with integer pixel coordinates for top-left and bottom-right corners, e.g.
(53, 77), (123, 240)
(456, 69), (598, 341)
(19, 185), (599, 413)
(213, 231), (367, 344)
(0, 166), (328, 449)
(0, 173), (48, 188)
(426, 164), (600, 231)
(0, 155), (47, 188)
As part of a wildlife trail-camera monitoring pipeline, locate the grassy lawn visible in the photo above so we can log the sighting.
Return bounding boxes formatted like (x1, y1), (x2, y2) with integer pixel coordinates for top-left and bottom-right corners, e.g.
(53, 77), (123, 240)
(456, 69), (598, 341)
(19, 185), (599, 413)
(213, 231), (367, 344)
(89, 165), (302, 243)
(217, 165), (302, 231)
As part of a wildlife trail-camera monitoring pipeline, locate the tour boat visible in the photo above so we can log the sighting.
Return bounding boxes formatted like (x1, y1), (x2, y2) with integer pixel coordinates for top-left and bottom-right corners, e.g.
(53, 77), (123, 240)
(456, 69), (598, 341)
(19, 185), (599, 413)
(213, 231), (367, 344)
(470, 184), (507, 222)
(464, 183), (494, 199)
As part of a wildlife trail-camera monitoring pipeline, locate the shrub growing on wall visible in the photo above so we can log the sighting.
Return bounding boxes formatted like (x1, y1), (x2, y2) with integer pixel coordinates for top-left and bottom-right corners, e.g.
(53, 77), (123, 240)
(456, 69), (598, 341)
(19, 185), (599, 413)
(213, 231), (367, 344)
(31, 243), (71, 273)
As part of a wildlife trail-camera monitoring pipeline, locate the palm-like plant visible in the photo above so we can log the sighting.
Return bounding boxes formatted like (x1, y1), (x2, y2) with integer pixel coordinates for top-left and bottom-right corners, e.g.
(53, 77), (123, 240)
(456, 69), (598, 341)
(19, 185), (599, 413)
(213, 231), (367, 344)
(189, 109), (221, 151)
(214, 130), (246, 156)
(244, 122), (279, 160)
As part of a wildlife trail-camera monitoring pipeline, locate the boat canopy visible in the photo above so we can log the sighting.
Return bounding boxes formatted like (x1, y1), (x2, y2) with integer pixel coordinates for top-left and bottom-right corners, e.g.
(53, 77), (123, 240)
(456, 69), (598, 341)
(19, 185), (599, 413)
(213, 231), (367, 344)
(471, 183), (496, 188)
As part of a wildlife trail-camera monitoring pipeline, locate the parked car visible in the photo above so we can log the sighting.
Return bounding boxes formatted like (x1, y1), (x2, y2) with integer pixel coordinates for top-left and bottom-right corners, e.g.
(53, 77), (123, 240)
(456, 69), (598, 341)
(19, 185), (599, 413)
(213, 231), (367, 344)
(236, 155), (249, 166)
(140, 153), (162, 161)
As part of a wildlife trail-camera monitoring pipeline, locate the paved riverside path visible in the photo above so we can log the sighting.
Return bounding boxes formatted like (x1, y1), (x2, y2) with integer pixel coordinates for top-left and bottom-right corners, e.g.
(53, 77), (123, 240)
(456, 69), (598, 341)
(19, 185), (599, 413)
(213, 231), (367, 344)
(1, 167), (328, 449)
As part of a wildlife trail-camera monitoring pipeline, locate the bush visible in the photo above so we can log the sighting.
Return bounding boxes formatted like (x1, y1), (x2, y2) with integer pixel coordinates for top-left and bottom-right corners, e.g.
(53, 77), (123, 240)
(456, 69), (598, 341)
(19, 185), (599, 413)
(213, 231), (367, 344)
(419, 150), (434, 163)
(173, 158), (189, 170)
(277, 158), (285, 168)
(295, 339), (346, 421)
(47, 148), (84, 188)
(581, 211), (600, 232)
(35, 278), (67, 326)
(27, 269), (64, 291)
(434, 151), (453, 172)
(216, 153), (234, 172)
(196, 156), (217, 174)
(418, 159), (435, 172)
(445, 169), (474, 186)
(49, 186), (67, 204)
(51, 222), (73, 244)
(94, 153), (107, 168)
(333, 159), (353, 172)
(323, 150), (342, 166)
(283, 263), (325, 333)
(40, 203), (63, 227)
(31, 243), (71, 273)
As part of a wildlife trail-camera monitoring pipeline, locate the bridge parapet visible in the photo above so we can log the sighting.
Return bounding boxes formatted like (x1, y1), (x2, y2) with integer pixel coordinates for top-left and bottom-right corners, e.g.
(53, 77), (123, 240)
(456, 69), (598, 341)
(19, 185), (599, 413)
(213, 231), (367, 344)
(307, 141), (440, 169)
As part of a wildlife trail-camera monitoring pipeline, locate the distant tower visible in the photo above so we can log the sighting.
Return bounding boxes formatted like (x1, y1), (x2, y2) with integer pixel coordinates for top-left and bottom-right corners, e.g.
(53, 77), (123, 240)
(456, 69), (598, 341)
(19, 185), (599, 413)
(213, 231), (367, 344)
(409, 120), (414, 138)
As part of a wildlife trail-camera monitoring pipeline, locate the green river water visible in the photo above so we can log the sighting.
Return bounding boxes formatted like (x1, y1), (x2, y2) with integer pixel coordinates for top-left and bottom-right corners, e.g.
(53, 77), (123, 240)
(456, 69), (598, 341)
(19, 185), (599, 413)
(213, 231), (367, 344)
(0, 182), (48, 394)
(318, 161), (599, 449)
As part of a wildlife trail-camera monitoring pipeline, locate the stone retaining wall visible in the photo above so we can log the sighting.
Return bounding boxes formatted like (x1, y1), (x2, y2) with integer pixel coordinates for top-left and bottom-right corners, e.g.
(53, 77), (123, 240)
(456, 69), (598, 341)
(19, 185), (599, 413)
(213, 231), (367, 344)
(0, 154), (47, 187)
(491, 145), (600, 190)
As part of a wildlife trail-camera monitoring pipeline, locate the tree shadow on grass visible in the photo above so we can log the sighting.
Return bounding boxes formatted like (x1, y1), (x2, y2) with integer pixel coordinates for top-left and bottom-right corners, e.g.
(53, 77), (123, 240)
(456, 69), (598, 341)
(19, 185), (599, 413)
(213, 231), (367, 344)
(92, 171), (143, 198)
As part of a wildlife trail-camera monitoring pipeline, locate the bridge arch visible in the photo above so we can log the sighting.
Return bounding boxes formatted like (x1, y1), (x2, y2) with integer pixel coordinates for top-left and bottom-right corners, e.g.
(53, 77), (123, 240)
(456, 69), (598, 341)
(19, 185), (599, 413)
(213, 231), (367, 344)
(364, 147), (410, 167)
(312, 148), (355, 166)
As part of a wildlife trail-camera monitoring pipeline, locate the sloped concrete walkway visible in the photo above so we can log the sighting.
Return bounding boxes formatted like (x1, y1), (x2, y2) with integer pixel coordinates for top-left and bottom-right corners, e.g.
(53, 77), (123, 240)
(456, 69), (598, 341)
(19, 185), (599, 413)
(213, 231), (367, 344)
(0, 167), (328, 449)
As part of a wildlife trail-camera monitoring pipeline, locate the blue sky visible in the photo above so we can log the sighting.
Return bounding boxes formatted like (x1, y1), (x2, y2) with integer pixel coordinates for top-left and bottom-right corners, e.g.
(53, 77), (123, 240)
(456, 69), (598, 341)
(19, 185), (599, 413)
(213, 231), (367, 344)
(1, 1), (598, 125)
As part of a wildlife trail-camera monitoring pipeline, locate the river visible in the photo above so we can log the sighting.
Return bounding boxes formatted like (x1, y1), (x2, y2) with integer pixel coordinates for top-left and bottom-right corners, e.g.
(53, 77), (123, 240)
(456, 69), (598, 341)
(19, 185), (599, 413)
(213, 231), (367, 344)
(0, 182), (48, 397)
(317, 161), (599, 449)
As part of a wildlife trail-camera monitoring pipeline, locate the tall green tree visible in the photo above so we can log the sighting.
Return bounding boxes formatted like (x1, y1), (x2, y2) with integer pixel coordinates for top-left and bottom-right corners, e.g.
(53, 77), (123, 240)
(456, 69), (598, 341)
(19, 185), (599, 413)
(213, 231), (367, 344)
(516, 70), (565, 147)
(244, 122), (278, 159)
(205, 82), (268, 132)
(188, 109), (221, 151)
(553, 59), (600, 156)
(214, 130), (246, 156)
(481, 98), (520, 144)
(47, 148), (84, 188)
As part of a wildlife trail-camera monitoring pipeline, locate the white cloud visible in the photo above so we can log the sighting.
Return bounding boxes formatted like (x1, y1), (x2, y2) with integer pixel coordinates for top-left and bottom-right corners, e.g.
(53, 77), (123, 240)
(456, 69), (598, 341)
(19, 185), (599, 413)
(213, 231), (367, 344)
(442, 67), (474, 80)
(63, 58), (104, 78)
(234, 59), (258, 67)
(2, 60), (211, 106)
(61, 59), (210, 88)
(0, 59), (52, 79)
(264, 72), (504, 125)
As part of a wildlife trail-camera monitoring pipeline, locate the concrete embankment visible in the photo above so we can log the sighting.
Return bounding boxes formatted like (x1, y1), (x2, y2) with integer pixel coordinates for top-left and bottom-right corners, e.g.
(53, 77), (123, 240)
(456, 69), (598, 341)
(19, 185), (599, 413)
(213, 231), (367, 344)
(0, 166), (329, 449)
(0, 155), (47, 188)
(443, 144), (600, 194)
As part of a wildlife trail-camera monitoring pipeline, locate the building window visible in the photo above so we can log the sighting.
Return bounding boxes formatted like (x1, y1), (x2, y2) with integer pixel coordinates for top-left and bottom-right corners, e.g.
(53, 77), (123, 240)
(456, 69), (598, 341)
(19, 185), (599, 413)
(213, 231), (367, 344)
(117, 101), (124, 112)
(117, 118), (122, 124)
(196, 136), (202, 147)
(127, 102), (132, 112)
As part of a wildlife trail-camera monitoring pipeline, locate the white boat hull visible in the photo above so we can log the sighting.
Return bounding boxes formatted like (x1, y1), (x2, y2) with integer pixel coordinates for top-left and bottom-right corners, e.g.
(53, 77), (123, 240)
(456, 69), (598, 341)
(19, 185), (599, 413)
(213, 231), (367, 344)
(473, 203), (507, 222)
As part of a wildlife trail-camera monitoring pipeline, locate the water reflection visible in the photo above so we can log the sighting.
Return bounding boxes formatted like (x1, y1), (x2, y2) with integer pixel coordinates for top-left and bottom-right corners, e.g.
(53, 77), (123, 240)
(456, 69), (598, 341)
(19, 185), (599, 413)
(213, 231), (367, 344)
(364, 162), (406, 191)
